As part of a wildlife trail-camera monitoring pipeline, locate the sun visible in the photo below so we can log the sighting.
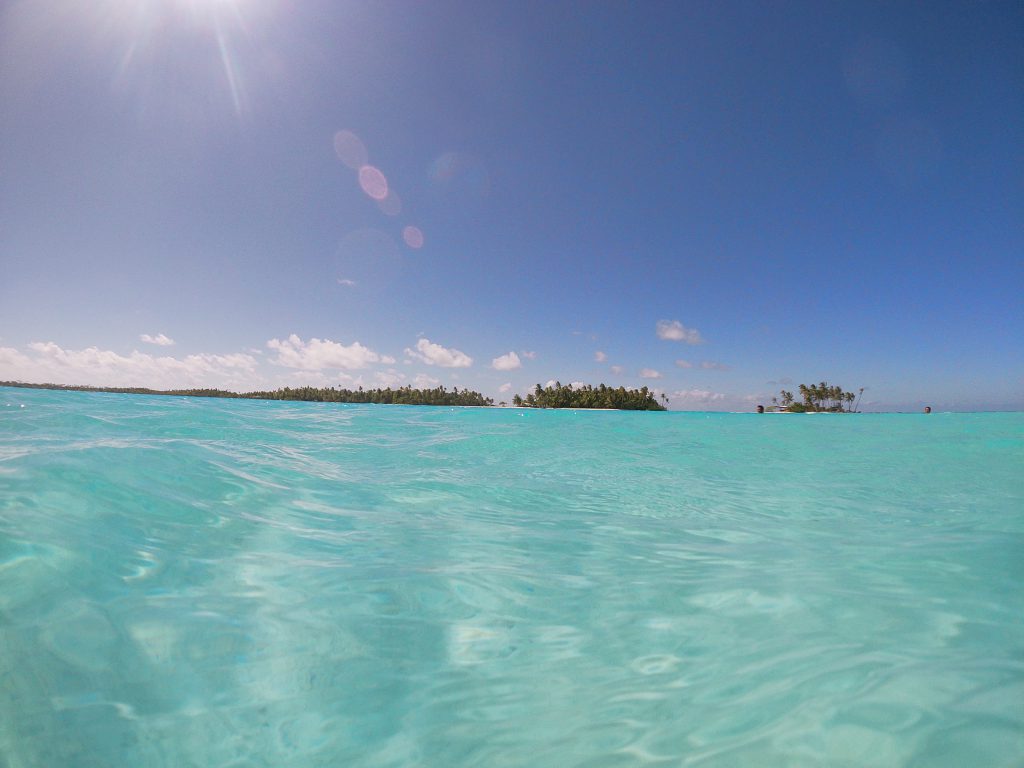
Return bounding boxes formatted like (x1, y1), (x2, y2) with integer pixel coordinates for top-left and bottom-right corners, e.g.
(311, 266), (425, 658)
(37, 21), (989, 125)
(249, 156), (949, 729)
(97, 0), (274, 117)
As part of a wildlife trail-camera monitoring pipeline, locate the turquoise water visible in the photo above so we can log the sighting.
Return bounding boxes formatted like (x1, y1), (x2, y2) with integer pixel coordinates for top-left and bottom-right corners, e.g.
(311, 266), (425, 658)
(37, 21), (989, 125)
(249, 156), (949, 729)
(1, 388), (1022, 767)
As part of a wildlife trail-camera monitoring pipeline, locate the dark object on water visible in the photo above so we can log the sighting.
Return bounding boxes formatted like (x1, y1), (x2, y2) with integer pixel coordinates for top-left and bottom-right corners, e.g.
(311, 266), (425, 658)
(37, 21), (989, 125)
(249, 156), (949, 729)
(756, 405), (765, 413)
(924, 406), (931, 414)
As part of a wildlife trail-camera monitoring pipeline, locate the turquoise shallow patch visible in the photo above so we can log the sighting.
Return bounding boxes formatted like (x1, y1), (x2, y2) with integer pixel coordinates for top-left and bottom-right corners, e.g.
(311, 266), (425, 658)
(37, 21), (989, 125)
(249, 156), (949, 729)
(1, 388), (1022, 766)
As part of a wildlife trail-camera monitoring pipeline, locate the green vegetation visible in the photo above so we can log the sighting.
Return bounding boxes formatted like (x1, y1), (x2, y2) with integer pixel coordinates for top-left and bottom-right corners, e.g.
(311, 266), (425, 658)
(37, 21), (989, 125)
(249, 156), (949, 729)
(1, 379), (669, 410)
(0, 381), (493, 407)
(512, 382), (667, 410)
(772, 381), (862, 412)
(244, 385), (492, 407)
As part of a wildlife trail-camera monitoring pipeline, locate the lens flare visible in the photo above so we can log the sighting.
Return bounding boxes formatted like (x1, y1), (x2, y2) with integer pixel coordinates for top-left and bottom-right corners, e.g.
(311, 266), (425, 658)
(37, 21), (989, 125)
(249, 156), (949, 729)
(333, 130), (369, 170)
(402, 226), (424, 249)
(358, 165), (388, 200)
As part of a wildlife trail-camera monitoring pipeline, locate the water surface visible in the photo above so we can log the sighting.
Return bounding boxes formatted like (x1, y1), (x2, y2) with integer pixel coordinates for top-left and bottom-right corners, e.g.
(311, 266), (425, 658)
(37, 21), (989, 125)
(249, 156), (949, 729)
(1, 388), (1022, 766)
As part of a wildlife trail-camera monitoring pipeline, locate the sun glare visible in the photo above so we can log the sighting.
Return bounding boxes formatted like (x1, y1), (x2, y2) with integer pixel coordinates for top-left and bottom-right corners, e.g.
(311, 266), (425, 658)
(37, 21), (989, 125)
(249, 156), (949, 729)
(98, 0), (273, 117)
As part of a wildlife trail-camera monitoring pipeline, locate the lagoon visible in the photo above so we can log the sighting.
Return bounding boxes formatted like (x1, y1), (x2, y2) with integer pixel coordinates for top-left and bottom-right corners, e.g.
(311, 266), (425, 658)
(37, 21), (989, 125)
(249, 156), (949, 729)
(1, 387), (1022, 766)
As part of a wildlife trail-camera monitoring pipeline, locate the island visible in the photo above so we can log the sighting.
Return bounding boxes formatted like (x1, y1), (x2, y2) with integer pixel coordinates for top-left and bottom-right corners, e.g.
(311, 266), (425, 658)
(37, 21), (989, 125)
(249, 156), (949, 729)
(769, 381), (862, 413)
(512, 382), (667, 410)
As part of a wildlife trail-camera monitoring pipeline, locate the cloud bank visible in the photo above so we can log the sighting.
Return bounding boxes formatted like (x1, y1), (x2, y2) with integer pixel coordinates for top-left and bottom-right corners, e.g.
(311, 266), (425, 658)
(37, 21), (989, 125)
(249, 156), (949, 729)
(0, 342), (258, 390)
(267, 334), (394, 370)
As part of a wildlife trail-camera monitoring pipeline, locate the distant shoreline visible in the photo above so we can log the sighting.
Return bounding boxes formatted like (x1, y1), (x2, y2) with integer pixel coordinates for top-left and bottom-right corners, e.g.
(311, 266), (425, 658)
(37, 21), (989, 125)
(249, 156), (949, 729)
(4, 383), (1016, 414)
(0, 380), (667, 411)
(0, 380), (493, 408)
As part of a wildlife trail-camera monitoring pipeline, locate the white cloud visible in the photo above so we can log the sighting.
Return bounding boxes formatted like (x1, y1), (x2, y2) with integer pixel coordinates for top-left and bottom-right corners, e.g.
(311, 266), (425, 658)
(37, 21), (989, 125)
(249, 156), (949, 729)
(520, 350), (537, 360)
(610, 365), (624, 375)
(140, 333), (175, 346)
(267, 334), (393, 370)
(405, 338), (472, 368)
(594, 350), (607, 362)
(337, 278), (357, 287)
(413, 373), (440, 388)
(283, 370), (334, 387)
(0, 346), (31, 368)
(498, 382), (512, 393)
(672, 388), (726, 403)
(2, 341), (258, 390)
(375, 369), (404, 387)
(491, 351), (521, 371)
(639, 368), (663, 379)
(675, 359), (693, 368)
(656, 320), (704, 344)
(701, 361), (731, 371)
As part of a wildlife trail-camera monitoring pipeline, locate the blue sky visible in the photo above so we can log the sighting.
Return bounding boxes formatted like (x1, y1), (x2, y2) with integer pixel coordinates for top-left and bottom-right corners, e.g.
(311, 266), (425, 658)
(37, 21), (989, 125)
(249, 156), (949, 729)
(1, 1), (1021, 410)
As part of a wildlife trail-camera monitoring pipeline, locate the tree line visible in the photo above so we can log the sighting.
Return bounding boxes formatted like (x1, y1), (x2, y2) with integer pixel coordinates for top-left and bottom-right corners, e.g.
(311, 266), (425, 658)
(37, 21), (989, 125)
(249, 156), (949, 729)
(243, 385), (492, 407)
(512, 382), (667, 410)
(0, 381), (493, 407)
(2, 379), (671, 410)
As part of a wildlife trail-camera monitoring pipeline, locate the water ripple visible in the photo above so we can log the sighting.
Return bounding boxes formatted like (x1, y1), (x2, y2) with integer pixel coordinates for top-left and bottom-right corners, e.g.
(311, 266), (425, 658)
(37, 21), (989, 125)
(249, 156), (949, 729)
(0, 389), (1021, 766)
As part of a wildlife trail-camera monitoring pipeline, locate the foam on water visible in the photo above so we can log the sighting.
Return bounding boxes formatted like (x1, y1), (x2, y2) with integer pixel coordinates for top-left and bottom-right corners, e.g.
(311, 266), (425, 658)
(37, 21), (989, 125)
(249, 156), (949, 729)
(1, 388), (1022, 766)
